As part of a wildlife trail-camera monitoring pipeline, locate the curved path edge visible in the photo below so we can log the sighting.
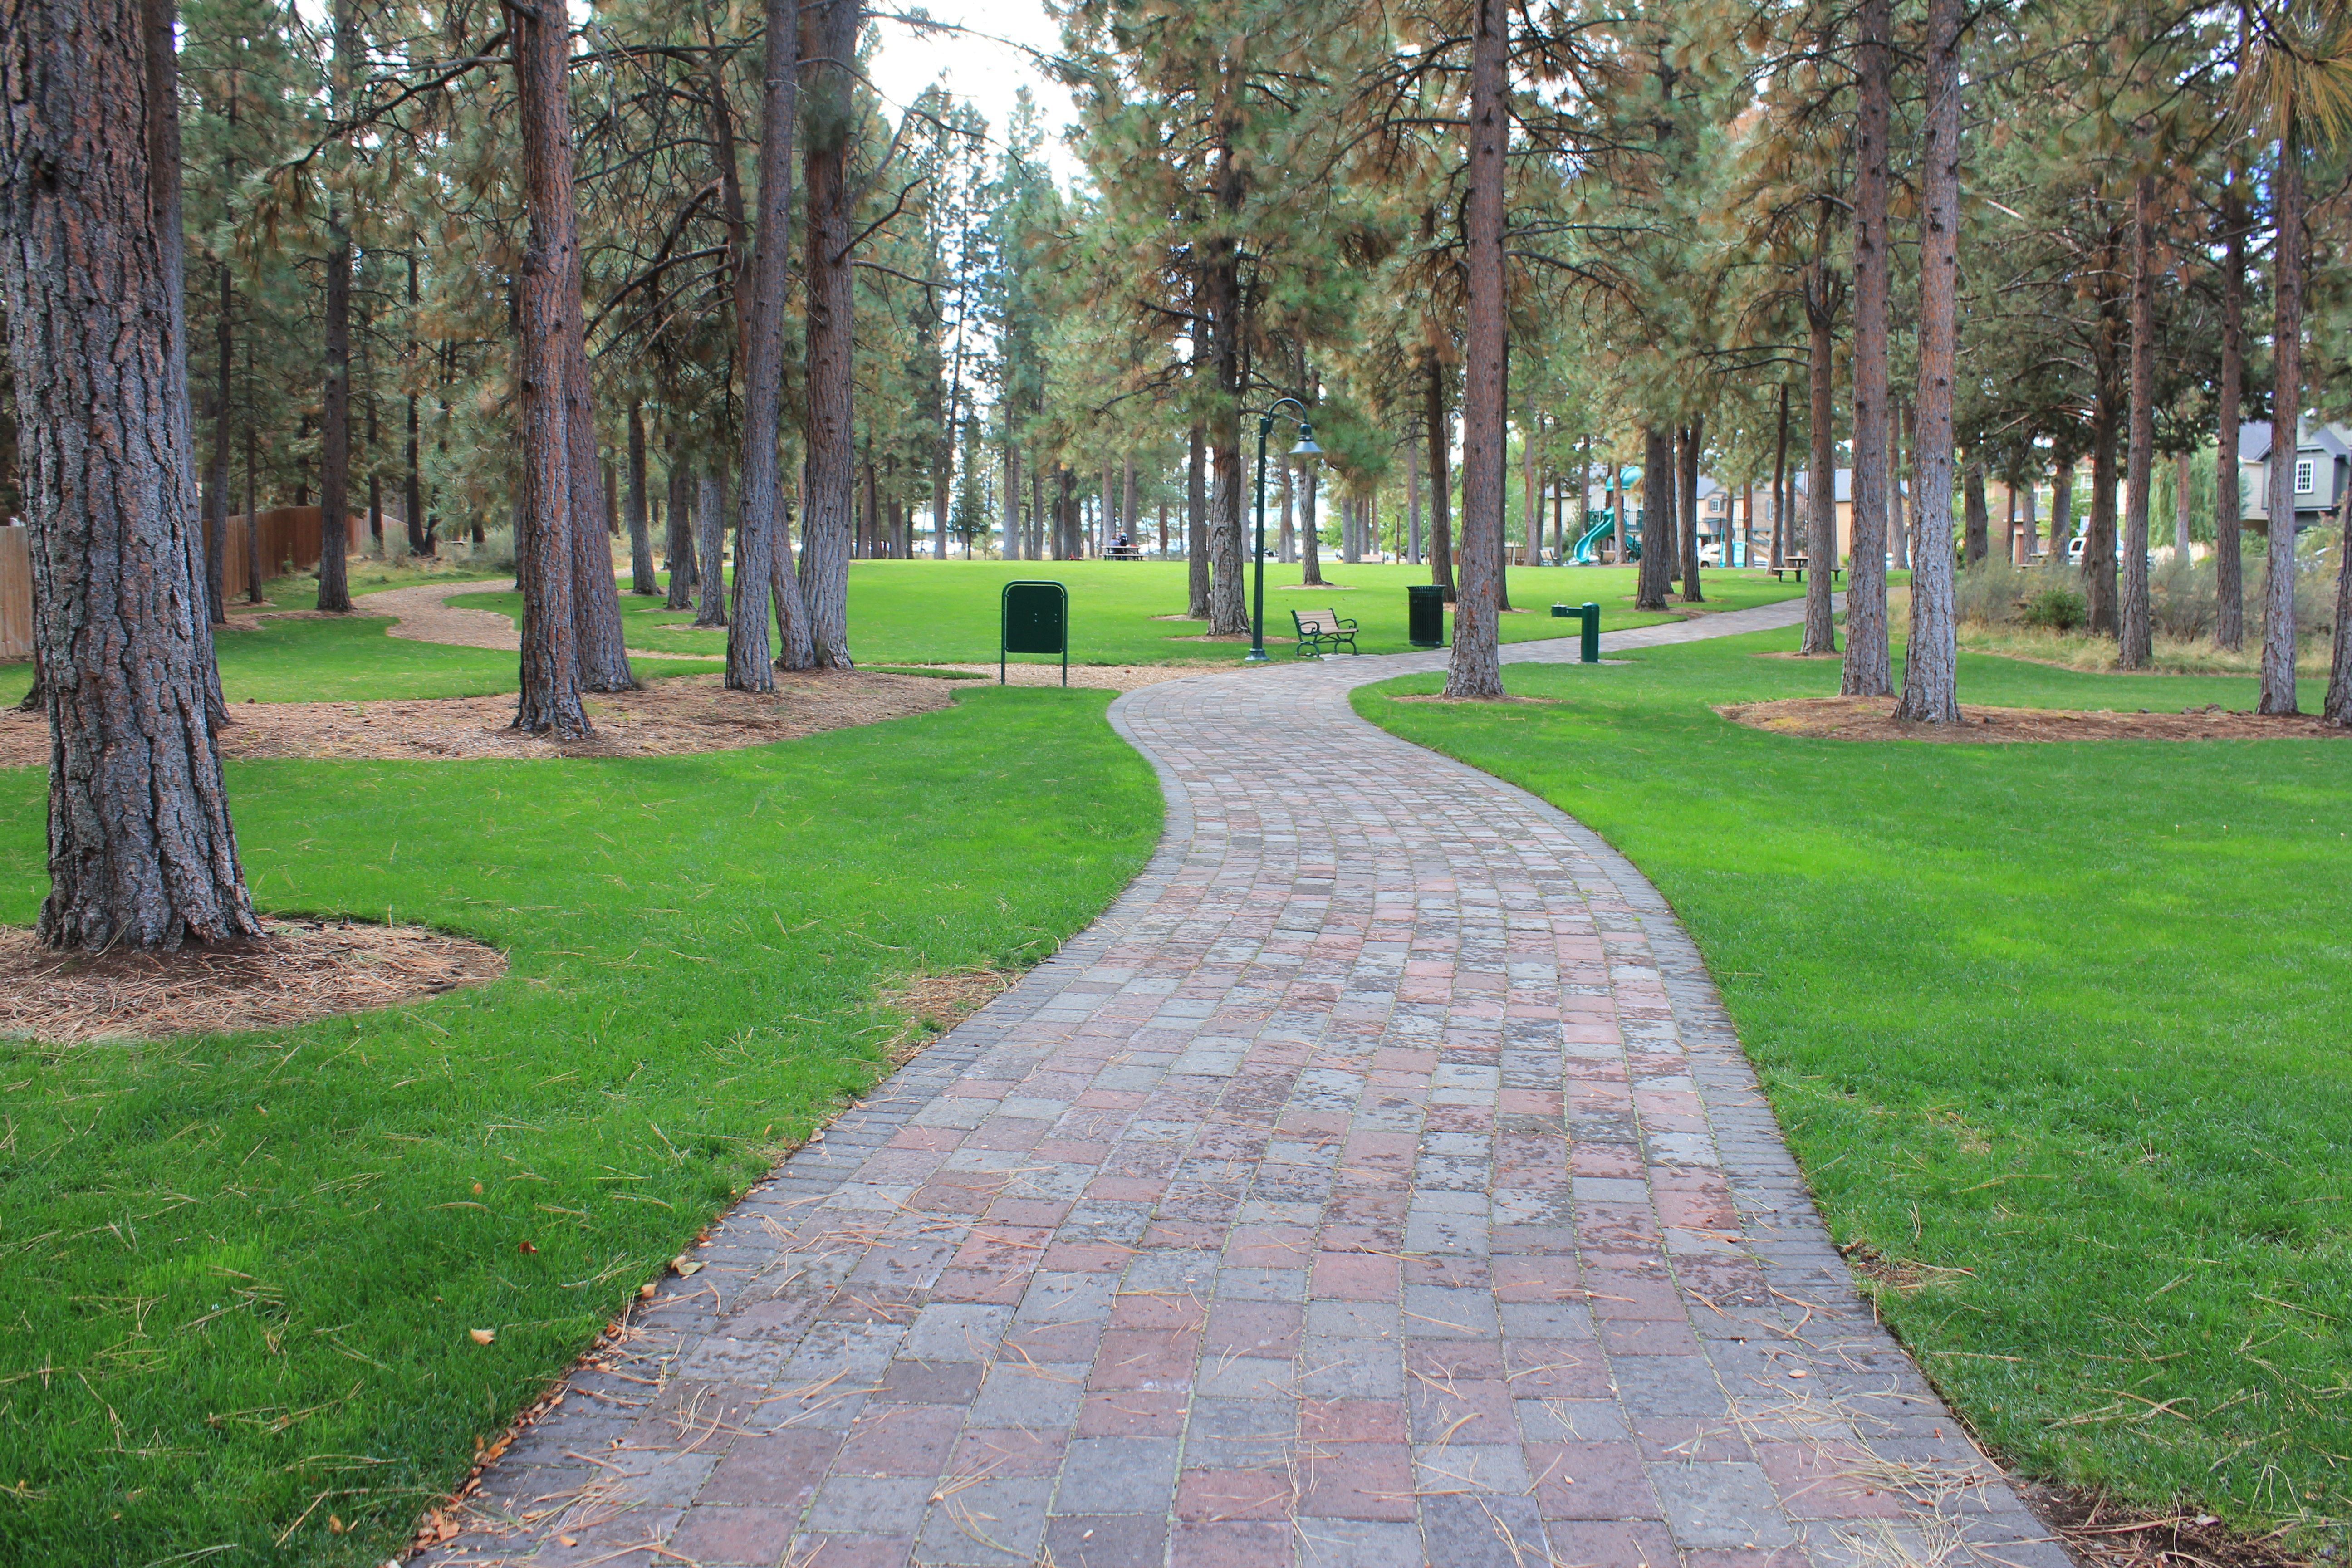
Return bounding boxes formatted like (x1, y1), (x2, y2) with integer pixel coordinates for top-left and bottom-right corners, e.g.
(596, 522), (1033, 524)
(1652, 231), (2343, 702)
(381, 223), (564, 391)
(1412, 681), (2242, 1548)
(425, 595), (2076, 1568)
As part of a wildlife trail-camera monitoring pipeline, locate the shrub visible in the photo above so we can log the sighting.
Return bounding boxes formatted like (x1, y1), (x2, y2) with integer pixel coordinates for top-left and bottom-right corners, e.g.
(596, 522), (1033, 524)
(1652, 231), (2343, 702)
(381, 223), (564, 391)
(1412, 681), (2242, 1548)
(2019, 584), (2087, 631)
(471, 526), (517, 571)
(1954, 559), (2029, 625)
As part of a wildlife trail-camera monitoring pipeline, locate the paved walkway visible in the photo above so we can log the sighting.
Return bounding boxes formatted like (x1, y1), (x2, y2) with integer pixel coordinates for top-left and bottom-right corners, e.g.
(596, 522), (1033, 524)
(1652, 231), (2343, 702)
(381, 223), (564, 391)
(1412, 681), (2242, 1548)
(427, 598), (2066, 1568)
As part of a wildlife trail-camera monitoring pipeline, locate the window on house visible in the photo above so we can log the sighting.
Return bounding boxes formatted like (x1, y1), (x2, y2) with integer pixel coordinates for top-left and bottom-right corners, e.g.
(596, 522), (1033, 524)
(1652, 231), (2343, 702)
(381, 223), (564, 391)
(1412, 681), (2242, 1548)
(2296, 459), (2315, 494)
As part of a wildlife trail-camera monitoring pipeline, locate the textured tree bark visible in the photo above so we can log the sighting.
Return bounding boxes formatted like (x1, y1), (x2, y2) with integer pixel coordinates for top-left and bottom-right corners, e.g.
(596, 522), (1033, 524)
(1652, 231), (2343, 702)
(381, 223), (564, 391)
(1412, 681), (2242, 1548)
(1678, 417), (1703, 603)
(2324, 486), (2352, 725)
(1494, 347), (1511, 610)
(315, 0), (357, 612)
(1002, 441), (1020, 560)
(2051, 460), (2073, 557)
(1770, 385), (1789, 569)
(1895, 0), (1962, 725)
(1, 0), (263, 946)
(1840, 0), (1892, 694)
(1964, 459), (1990, 566)
(243, 348), (262, 598)
(1301, 464), (1325, 586)
(1637, 426), (1676, 612)
(789, 0), (853, 669)
(1425, 357), (1455, 596)
(406, 251), (426, 556)
(1279, 456), (1296, 565)
(694, 471), (729, 628)
(508, 0), (587, 736)
(1800, 200), (1839, 655)
(2173, 453), (2191, 557)
(1186, 412), (1208, 616)
(1892, 398), (1912, 570)
(2118, 172), (2156, 669)
(206, 261), (231, 624)
(1203, 266), (1246, 633)
(1442, 0), (1506, 699)
(664, 455), (696, 608)
(2085, 390), (2117, 629)
(562, 322), (633, 691)
(2215, 180), (2245, 649)
(2258, 115), (2304, 716)
(626, 402), (657, 593)
(1401, 435), (1421, 564)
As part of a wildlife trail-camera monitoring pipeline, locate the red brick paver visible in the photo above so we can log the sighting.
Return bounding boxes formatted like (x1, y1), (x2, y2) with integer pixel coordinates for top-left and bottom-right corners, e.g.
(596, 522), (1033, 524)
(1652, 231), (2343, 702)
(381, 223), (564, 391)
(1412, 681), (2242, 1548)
(423, 600), (2063, 1567)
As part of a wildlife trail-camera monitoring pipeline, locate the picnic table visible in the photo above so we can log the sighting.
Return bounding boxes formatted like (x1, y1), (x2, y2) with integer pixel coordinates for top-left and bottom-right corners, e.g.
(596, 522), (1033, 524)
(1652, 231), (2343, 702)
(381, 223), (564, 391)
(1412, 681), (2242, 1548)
(1772, 554), (1843, 584)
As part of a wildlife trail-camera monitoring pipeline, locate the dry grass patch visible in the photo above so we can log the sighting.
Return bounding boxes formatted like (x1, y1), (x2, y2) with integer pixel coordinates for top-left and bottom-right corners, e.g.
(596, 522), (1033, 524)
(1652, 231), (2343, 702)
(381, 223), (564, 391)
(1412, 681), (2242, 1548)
(876, 967), (1019, 1067)
(0, 919), (505, 1043)
(1716, 695), (2351, 744)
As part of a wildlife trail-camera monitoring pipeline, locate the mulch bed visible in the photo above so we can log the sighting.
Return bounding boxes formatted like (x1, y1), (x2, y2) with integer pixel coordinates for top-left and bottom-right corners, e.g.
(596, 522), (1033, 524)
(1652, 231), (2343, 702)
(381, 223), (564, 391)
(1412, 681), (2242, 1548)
(2030, 1487), (2318, 1568)
(0, 671), (957, 766)
(0, 919), (505, 1043)
(1717, 696), (2352, 743)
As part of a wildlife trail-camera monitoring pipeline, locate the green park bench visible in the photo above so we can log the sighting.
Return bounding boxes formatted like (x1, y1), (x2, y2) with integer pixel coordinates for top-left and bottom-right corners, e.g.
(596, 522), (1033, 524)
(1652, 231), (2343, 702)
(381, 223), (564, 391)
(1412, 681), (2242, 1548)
(1291, 606), (1360, 657)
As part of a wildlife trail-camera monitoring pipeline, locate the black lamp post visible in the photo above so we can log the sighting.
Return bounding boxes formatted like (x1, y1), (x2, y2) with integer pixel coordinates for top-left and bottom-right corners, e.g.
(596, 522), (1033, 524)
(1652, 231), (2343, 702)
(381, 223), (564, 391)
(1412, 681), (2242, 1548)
(1247, 398), (1323, 662)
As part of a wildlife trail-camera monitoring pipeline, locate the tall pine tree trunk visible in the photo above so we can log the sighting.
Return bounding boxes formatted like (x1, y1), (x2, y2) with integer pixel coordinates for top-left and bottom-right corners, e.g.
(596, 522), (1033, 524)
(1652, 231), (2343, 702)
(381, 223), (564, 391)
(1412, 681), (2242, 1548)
(316, 0), (356, 612)
(2323, 485), (2352, 725)
(1679, 417), (1704, 603)
(509, 0), (587, 735)
(2215, 179), (2246, 649)
(626, 402), (656, 593)
(1425, 357), (1455, 596)
(1443, 0), (1506, 697)
(2086, 383), (2118, 624)
(1003, 441), (1020, 560)
(1406, 433), (1422, 565)
(1801, 237), (1839, 654)
(406, 250), (427, 555)
(792, 0), (853, 666)
(1770, 385), (1789, 570)
(2258, 113), (2304, 715)
(1964, 458), (1990, 565)
(0, 0), (263, 947)
(1841, 0), (1892, 693)
(1637, 426), (1676, 611)
(1899, 10), (1965, 727)
(664, 455), (696, 608)
(207, 261), (231, 624)
(695, 470), (729, 628)
(1186, 413), (1208, 616)
(1301, 464), (1324, 586)
(2119, 172), (2156, 669)
(563, 330), (633, 689)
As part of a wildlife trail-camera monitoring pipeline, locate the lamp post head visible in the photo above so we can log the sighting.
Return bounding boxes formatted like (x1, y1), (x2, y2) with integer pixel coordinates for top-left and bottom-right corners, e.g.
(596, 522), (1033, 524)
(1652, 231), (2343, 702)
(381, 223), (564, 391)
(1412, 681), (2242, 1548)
(1289, 424), (1324, 461)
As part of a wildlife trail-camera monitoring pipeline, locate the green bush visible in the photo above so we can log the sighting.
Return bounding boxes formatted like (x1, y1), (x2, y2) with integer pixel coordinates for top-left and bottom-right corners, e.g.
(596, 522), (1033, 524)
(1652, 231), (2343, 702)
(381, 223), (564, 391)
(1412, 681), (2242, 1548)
(2019, 583), (2087, 630)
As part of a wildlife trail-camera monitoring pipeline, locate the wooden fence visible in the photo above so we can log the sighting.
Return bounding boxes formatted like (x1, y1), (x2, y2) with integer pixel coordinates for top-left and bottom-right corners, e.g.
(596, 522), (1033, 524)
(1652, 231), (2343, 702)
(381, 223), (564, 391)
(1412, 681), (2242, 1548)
(1, 509), (370, 664)
(0, 527), (28, 660)
(218, 506), (368, 582)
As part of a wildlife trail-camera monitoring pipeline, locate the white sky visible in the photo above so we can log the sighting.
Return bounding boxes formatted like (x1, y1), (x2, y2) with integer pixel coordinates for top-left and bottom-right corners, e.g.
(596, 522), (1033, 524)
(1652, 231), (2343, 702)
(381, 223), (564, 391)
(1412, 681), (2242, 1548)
(865, 2), (1084, 184)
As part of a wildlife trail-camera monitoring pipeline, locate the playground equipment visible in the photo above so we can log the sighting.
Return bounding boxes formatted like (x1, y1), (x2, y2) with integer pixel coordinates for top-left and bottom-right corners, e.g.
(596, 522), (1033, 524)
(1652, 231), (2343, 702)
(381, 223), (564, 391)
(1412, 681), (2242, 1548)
(1571, 465), (1646, 564)
(1580, 510), (1637, 564)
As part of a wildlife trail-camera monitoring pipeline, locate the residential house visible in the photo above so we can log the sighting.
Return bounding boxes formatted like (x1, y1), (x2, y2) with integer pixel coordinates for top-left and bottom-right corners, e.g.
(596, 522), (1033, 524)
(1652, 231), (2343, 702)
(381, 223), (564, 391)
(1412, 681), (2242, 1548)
(1789, 469), (1907, 565)
(2241, 421), (2351, 532)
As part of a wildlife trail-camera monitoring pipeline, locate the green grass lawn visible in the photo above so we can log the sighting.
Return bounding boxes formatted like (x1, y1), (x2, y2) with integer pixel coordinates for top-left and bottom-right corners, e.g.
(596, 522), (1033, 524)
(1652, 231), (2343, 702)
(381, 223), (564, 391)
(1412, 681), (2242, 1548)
(0, 566), (722, 709)
(0, 686), (1159, 1566)
(1355, 632), (2352, 1538)
(453, 559), (1808, 666)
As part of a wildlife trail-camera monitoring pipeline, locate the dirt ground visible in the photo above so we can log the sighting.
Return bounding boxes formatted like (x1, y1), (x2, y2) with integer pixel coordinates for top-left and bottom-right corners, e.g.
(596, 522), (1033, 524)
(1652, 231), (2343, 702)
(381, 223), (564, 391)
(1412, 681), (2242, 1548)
(0, 670), (960, 766)
(1717, 695), (2352, 743)
(0, 919), (505, 1043)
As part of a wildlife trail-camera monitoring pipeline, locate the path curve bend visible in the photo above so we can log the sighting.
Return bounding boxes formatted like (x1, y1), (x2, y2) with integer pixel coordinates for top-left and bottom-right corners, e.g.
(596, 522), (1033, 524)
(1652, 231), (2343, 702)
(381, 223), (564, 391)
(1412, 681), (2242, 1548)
(428, 597), (2068, 1568)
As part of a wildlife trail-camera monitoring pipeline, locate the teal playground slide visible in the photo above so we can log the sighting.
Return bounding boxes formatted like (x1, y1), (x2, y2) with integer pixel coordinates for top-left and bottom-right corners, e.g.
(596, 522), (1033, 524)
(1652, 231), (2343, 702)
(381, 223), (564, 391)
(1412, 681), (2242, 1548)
(1573, 510), (1624, 564)
(1573, 465), (1646, 564)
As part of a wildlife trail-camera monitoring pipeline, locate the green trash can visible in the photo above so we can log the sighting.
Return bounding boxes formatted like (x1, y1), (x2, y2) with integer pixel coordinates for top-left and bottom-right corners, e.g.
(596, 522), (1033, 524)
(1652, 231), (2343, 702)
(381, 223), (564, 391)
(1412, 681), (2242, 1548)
(1407, 583), (1448, 648)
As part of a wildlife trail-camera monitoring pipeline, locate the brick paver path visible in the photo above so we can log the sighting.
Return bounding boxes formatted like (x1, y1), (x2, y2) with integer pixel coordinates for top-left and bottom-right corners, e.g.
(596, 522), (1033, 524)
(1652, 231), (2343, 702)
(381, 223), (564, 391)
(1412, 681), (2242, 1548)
(429, 599), (2067, 1568)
